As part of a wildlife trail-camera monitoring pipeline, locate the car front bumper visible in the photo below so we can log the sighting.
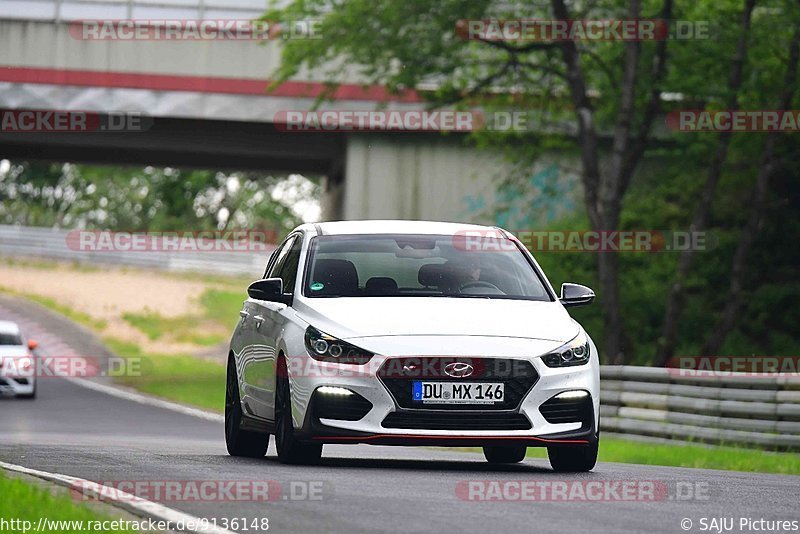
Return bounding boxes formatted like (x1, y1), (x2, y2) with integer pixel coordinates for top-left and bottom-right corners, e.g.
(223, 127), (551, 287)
(287, 348), (600, 446)
(0, 376), (35, 397)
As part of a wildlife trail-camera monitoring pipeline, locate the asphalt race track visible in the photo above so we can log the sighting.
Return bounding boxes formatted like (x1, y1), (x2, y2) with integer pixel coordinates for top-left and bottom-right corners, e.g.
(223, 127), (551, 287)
(0, 295), (797, 534)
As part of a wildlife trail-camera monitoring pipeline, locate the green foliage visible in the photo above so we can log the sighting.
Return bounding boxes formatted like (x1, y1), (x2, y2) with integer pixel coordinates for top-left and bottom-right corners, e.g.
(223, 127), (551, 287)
(113, 350), (226, 412)
(200, 288), (248, 331)
(534, 153), (799, 363)
(0, 285), (107, 331)
(0, 163), (318, 237)
(0, 472), (138, 533)
(121, 288), (246, 346)
(266, 0), (800, 361)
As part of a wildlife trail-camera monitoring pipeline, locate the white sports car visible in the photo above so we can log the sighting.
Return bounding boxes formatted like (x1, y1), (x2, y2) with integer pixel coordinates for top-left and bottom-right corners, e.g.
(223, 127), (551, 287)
(226, 221), (599, 471)
(0, 320), (38, 399)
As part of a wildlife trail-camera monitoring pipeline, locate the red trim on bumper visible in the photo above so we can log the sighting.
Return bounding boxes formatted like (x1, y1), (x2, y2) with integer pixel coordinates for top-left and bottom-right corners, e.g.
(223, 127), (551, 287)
(0, 66), (422, 102)
(312, 434), (590, 445)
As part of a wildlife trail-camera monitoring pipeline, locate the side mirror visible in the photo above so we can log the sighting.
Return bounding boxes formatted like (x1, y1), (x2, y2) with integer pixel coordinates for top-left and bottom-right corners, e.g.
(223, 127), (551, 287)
(247, 278), (292, 305)
(27, 340), (38, 351)
(560, 283), (595, 308)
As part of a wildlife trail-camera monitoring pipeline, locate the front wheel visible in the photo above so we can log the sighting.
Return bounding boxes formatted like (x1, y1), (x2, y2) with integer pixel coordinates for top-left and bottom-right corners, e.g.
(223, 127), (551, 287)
(483, 445), (527, 464)
(275, 356), (323, 465)
(547, 438), (598, 472)
(225, 356), (269, 458)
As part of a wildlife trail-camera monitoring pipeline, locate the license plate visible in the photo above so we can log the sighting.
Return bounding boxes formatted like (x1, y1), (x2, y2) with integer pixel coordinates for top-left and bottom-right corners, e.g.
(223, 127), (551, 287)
(412, 382), (504, 404)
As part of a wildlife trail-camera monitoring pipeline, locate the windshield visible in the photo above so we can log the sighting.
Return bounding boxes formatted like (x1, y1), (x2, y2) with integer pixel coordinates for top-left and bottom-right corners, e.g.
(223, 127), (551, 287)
(303, 234), (552, 300)
(0, 333), (23, 346)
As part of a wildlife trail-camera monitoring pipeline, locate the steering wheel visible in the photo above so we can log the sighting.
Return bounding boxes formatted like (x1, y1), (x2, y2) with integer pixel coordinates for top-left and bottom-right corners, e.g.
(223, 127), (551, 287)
(459, 280), (502, 292)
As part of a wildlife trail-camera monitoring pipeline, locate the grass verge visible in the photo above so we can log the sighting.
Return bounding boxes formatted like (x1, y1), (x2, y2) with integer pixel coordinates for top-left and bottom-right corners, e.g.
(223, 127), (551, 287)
(456, 438), (800, 475)
(0, 285), (106, 330)
(106, 338), (225, 413)
(594, 437), (800, 475)
(121, 288), (244, 346)
(0, 471), (138, 534)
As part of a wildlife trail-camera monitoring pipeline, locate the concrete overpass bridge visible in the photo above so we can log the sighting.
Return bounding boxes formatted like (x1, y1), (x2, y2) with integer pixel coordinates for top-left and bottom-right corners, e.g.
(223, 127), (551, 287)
(0, 0), (578, 224)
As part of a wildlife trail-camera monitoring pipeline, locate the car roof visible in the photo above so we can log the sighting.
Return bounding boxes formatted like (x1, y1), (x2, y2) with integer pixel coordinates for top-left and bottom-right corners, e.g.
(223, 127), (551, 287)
(0, 321), (21, 335)
(304, 220), (506, 237)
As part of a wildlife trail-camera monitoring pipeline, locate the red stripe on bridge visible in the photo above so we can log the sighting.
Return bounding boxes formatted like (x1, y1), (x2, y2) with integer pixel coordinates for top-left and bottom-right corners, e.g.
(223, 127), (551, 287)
(0, 66), (423, 103)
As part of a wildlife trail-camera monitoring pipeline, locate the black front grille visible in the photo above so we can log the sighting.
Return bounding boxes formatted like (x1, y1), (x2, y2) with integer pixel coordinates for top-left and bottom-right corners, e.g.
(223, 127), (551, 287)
(378, 357), (538, 411)
(539, 393), (593, 424)
(382, 411), (532, 430)
(312, 389), (373, 421)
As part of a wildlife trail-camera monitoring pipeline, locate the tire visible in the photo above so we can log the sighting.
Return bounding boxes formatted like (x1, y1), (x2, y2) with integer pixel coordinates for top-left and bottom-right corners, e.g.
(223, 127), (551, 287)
(547, 438), (599, 472)
(483, 445), (527, 464)
(275, 356), (322, 465)
(225, 356), (269, 458)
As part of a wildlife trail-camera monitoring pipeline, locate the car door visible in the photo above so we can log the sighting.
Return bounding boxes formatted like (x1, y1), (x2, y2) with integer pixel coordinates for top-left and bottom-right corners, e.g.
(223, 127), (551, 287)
(247, 233), (302, 419)
(238, 237), (294, 419)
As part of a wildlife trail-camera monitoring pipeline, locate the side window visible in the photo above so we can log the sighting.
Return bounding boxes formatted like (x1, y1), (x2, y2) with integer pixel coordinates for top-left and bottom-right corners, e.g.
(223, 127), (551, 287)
(262, 248), (279, 279)
(274, 236), (303, 295)
(266, 236), (296, 280)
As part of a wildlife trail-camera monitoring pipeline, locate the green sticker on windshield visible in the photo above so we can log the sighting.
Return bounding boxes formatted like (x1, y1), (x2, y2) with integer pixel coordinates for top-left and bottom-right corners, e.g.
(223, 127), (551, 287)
(310, 282), (324, 291)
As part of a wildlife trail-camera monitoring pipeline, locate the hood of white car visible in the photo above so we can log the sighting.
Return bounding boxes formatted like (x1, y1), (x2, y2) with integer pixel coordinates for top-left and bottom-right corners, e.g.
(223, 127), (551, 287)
(295, 297), (579, 343)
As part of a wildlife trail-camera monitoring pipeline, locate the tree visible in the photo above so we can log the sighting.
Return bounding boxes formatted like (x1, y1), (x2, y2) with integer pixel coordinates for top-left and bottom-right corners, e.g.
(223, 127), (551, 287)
(265, 0), (735, 363)
(700, 29), (800, 356)
(655, 0), (756, 365)
(0, 162), (317, 237)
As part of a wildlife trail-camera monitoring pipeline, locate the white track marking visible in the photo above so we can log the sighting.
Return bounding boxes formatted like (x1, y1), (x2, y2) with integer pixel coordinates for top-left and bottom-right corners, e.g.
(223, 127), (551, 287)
(0, 302), (224, 423)
(0, 461), (236, 534)
(62, 376), (224, 423)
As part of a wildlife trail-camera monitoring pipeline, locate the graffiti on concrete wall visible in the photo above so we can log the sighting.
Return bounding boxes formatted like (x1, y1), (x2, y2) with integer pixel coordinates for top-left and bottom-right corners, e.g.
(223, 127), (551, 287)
(461, 164), (579, 228)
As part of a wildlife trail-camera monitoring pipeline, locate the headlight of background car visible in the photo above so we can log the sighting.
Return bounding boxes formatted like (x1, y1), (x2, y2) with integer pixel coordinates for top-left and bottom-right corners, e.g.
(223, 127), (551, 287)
(541, 331), (591, 367)
(304, 326), (374, 365)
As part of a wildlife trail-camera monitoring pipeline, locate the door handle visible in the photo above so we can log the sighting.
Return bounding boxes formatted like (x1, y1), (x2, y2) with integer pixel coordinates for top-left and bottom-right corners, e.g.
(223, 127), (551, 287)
(239, 310), (250, 319)
(253, 315), (265, 329)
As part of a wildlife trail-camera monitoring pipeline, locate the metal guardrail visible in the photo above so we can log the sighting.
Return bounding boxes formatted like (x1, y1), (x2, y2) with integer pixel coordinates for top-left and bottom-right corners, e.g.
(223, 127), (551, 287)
(600, 366), (800, 450)
(0, 224), (272, 277)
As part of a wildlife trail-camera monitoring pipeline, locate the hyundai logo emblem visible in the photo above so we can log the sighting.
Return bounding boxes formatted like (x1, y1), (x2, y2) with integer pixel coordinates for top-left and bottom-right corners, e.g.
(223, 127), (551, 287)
(443, 362), (474, 378)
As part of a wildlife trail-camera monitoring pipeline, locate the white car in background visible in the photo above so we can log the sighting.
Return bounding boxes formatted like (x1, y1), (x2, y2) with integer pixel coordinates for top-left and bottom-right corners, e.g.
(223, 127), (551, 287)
(0, 320), (38, 399)
(226, 221), (600, 471)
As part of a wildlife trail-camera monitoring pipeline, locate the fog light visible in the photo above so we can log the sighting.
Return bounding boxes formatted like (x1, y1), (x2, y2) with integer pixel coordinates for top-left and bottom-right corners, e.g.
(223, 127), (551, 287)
(317, 386), (354, 396)
(555, 390), (589, 400)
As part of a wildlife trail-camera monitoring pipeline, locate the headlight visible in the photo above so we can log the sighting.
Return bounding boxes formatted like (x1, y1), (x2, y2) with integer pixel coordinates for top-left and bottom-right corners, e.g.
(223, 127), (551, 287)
(304, 326), (374, 365)
(541, 331), (591, 367)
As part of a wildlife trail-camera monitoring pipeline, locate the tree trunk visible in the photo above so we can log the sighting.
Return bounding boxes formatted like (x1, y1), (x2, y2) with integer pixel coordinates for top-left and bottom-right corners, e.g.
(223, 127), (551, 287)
(654, 0), (757, 366)
(701, 29), (800, 356)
